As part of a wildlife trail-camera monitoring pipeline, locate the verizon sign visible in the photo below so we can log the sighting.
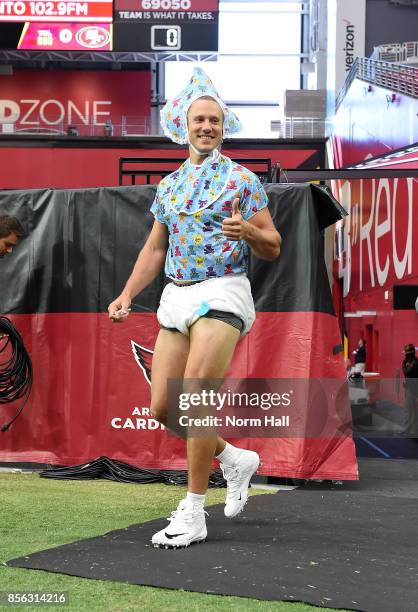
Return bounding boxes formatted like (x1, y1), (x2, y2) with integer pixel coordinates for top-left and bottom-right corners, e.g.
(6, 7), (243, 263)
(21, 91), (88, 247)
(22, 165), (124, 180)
(0, 70), (151, 134)
(329, 0), (366, 98)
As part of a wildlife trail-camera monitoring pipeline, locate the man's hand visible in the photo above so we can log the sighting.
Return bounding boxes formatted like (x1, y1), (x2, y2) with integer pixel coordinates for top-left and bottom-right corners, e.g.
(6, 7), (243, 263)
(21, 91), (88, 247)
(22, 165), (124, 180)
(108, 295), (131, 323)
(222, 196), (249, 241)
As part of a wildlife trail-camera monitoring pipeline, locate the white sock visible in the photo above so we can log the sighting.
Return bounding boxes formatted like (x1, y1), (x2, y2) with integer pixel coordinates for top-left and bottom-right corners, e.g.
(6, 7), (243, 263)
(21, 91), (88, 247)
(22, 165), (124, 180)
(186, 491), (206, 507)
(216, 442), (243, 466)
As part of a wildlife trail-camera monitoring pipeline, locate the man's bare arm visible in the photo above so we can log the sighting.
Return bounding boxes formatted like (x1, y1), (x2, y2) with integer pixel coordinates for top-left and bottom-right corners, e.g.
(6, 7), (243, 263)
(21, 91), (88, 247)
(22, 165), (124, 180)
(108, 220), (168, 320)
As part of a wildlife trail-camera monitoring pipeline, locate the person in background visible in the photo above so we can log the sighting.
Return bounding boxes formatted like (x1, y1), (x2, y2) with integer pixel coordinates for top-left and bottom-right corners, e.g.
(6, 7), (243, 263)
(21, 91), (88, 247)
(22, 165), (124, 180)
(0, 214), (26, 259)
(351, 338), (366, 377)
(402, 344), (418, 435)
(0, 215), (26, 345)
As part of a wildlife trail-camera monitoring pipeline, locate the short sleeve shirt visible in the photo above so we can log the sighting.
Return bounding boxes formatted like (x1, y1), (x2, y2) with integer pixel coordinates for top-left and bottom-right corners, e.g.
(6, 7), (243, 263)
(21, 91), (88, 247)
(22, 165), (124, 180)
(151, 157), (269, 281)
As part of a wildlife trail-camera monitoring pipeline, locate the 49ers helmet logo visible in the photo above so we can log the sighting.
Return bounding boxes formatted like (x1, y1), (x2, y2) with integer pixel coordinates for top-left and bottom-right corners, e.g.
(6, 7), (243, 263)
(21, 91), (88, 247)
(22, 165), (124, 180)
(76, 26), (110, 49)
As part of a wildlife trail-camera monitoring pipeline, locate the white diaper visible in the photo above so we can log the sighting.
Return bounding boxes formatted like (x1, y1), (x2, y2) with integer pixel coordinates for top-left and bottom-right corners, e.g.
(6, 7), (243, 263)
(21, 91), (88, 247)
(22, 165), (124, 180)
(157, 274), (255, 337)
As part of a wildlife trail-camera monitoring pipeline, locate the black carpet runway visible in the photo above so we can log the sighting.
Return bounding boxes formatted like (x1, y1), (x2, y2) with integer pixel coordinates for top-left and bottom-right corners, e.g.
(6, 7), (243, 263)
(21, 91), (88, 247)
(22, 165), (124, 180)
(8, 459), (418, 612)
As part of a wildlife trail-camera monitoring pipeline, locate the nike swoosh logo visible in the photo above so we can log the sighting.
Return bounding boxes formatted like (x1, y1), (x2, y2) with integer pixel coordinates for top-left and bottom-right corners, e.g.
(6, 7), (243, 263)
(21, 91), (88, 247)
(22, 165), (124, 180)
(165, 532), (187, 539)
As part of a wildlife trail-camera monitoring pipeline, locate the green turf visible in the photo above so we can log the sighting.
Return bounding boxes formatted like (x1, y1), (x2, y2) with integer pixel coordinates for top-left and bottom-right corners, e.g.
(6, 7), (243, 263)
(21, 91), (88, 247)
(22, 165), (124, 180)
(0, 473), (346, 611)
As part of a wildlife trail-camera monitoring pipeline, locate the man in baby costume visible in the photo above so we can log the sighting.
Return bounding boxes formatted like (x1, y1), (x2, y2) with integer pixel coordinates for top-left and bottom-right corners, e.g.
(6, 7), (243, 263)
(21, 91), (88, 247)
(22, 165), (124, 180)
(108, 67), (281, 548)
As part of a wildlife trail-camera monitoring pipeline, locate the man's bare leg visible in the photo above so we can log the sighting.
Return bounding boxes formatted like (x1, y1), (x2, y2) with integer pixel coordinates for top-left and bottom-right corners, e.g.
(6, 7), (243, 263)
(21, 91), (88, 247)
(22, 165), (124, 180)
(185, 318), (260, 517)
(150, 328), (190, 425)
(184, 317), (240, 494)
(150, 321), (235, 548)
(151, 319), (258, 548)
(151, 325), (227, 462)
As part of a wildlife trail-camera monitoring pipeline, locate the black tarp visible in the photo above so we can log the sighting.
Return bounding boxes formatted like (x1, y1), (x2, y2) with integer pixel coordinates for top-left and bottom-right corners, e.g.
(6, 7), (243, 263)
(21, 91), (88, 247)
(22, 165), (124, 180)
(0, 184), (344, 315)
(0, 183), (357, 479)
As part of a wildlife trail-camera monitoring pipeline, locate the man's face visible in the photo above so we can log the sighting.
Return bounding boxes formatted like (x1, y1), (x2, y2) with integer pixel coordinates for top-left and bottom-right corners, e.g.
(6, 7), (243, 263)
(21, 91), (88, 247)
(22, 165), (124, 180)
(0, 232), (20, 258)
(187, 98), (223, 154)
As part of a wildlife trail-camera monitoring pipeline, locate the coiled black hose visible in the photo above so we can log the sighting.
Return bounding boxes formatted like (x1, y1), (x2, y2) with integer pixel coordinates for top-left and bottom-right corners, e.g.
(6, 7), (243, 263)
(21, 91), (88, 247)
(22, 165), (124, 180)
(40, 456), (226, 487)
(0, 316), (32, 432)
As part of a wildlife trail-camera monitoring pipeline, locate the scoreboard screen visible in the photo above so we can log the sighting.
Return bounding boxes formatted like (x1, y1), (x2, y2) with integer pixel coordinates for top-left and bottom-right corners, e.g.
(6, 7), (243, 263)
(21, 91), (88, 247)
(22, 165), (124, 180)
(113, 0), (219, 52)
(0, 0), (218, 52)
(0, 21), (112, 49)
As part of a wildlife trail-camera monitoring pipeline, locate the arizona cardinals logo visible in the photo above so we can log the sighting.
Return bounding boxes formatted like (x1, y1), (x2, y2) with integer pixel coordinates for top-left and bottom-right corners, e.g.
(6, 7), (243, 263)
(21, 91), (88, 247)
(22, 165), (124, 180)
(131, 341), (153, 386)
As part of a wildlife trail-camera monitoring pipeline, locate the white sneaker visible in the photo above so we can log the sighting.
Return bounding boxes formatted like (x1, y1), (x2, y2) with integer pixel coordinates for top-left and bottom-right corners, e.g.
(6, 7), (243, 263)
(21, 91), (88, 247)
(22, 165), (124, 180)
(221, 450), (260, 518)
(151, 498), (207, 549)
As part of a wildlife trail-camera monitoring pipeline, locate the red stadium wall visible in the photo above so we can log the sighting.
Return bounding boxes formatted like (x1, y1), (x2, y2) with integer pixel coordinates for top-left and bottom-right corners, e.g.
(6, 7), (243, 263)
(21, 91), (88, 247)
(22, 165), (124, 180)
(0, 311), (356, 479)
(330, 77), (418, 378)
(0, 142), (323, 189)
(0, 69), (151, 136)
(0, 69), (324, 189)
(332, 174), (418, 378)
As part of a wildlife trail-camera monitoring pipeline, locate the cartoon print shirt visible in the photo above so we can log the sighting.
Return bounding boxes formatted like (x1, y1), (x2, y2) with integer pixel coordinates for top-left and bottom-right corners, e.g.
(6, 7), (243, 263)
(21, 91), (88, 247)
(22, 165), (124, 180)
(150, 154), (269, 281)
